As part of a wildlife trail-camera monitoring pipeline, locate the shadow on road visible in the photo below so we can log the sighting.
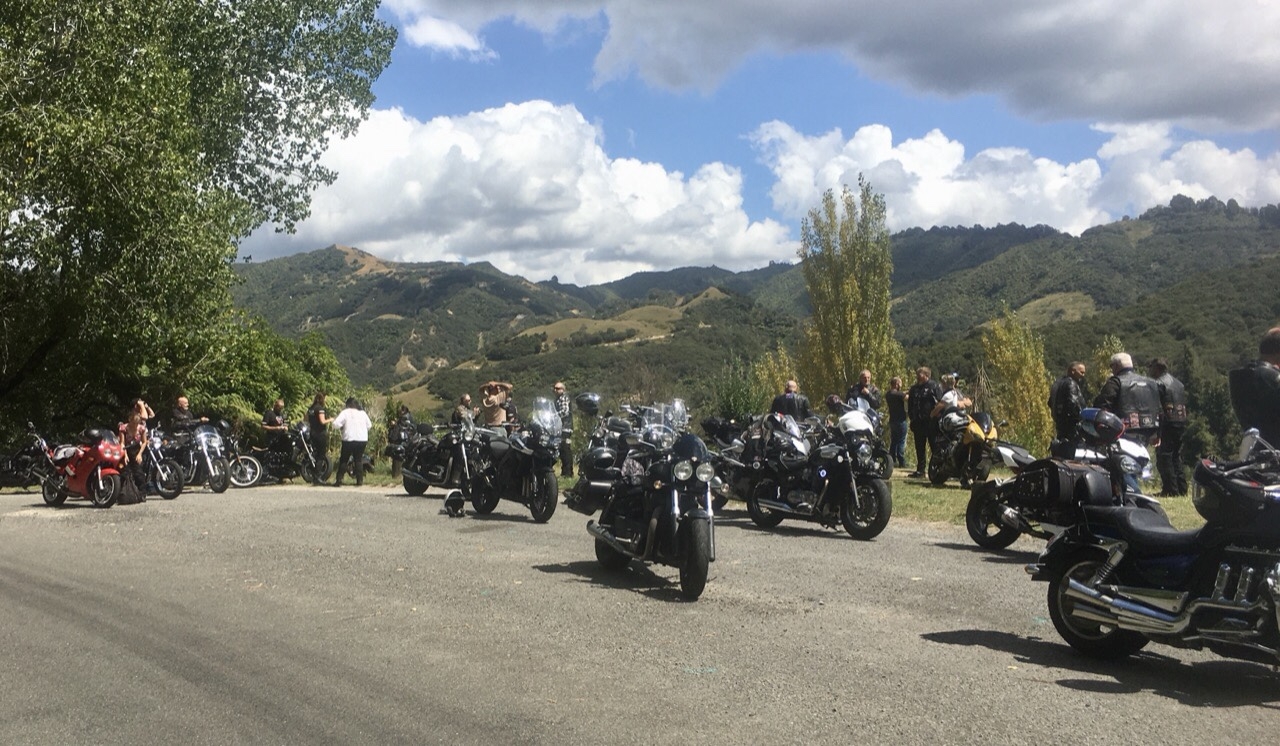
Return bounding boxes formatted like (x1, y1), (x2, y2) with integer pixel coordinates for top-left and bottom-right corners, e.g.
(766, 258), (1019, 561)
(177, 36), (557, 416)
(928, 541), (1040, 564)
(922, 628), (1280, 707)
(714, 514), (849, 540)
(531, 559), (694, 603)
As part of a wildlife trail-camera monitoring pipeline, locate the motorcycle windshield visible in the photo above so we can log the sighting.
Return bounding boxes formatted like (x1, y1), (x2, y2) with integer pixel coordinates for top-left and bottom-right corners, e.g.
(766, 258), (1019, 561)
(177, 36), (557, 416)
(666, 399), (689, 432)
(529, 397), (562, 439)
(195, 423), (223, 449)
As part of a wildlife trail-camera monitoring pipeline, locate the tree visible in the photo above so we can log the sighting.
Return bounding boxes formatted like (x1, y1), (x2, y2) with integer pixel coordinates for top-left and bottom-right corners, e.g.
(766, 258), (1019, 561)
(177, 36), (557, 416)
(795, 180), (905, 402)
(980, 307), (1054, 453)
(1090, 335), (1126, 394)
(0, 0), (394, 431)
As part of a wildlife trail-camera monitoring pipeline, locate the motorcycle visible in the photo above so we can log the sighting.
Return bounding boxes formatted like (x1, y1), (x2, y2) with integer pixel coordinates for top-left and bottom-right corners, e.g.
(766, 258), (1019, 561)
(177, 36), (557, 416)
(744, 410), (893, 540)
(251, 422), (330, 485)
(0, 423), (55, 489)
(43, 426), (126, 508)
(573, 413), (717, 600)
(700, 415), (753, 512)
(400, 415), (483, 497)
(966, 408), (1163, 549)
(1027, 428), (1280, 664)
(219, 422), (263, 488)
(162, 422), (231, 493)
(564, 394), (673, 512)
(928, 408), (999, 487)
(467, 396), (561, 522)
(140, 431), (184, 499)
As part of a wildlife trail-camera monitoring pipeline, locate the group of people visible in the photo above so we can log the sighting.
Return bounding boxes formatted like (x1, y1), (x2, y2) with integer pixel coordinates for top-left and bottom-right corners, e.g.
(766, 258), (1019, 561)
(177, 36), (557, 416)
(261, 392), (374, 487)
(450, 380), (576, 478)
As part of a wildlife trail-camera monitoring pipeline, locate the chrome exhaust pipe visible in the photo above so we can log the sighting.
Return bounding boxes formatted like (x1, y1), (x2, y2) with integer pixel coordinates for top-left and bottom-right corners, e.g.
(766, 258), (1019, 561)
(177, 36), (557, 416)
(586, 520), (639, 559)
(757, 498), (805, 514)
(1066, 578), (1182, 632)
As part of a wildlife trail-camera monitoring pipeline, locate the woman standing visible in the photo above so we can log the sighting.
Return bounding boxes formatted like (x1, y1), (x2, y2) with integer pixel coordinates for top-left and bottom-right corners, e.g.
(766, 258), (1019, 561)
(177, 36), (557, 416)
(885, 377), (908, 469)
(307, 392), (331, 484)
(332, 397), (372, 487)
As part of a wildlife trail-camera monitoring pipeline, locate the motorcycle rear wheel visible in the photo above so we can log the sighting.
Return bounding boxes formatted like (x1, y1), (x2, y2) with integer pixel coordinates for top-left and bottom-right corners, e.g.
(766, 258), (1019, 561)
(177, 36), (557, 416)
(528, 470), (557, 523)
(1047, 552), (1149, 659)
(229, 455), (262, 488)
(841, 478), (892, 540)
(402, 474), (428, 496)
(42, 476), (67, 506)
(965, 483), (1019, 549)
(207, 457), (231, 493)
(154, 459), (184, 499)
(594, 537), (631, 571)
(89, 472), (120, 508)
(678, 519), (711, 601)
(746, 480), (785, 528)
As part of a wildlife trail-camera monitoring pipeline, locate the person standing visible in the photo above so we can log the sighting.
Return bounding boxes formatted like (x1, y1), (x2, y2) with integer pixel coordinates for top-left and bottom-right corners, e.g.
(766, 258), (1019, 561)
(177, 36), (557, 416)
(553, 382), (574, 478)
(1048, 362), (1089, 440)
(119, 412), (148, 504)
(770, 380), (813, 421)
(452, 393), (477, 425)
(885, 376), (908, 468)
(262, 398), (288, 451)
(307, 392), (331, 483)
(1229, 327), (1280, 447)
(907, 367), (943, 478)
(332, 397), (372, 487)
(847, 369), (882, 411)
(1094, 352), (1161, 492)
(387, 404), (414, 478)
(480, 381), (514, 427)
(1149, 357), (1188, 496)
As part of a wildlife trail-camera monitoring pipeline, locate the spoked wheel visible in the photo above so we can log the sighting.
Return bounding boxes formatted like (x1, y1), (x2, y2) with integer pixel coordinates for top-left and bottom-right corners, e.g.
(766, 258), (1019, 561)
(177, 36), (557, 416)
(42, 476), (67, 506)
(1047, 552), (1149, 659)
(89, 472), (121, 508)
(228, 455), (262, 488)
(746, 480), (785, 528)
(207, 457), (231, 493)
(678, 519), (711, 601)
(841, 477), (892, 540)
(528, 470), (558, 523)
(965, 483), (1020, 549)
(301, 456), (331, 485)
(153, 459), (185, 499)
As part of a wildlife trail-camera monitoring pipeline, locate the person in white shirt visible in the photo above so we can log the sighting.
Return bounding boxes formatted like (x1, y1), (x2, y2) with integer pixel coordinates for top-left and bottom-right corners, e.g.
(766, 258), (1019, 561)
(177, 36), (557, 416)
(332, 397), (373, 487)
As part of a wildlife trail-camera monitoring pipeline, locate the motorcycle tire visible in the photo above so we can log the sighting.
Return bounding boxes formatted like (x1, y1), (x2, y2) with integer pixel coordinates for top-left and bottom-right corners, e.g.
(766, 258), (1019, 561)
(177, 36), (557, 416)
(229, 455), (263, 489)
(594, 537), (631, 571)
(678, 519), (711, 601)
(964, 483), (1020, 549)
(301, 456), (331, 485)
(711, 494), (729, 513)
(746, 480), (785, 529)
(873, 451), (894, 480)
(402, 474), (428, 496)
(471, 485), (500, 515)
(89, 472), (120, 508)
(841, 478), (892, 540)
(528, 470), (557, 523)
(207, 457), (231, 493)
(154, 459), (185, 500)
(926, 452), (949, 486)
(42, 476), (67, 506)
(1047, 550), (1148, 659)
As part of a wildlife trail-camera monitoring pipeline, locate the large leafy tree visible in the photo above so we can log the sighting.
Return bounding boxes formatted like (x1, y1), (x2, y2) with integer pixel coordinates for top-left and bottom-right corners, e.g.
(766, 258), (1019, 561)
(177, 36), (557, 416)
(796, 180), (905, 401)
(979, 307), (1054, 453)
(0, 0), (394, 431)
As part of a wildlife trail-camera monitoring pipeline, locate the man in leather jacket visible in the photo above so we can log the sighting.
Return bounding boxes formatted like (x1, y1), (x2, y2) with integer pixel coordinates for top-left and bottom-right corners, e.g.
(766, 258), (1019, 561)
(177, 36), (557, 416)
(1148, 358), (1188, 496)
(907, 366), (943, 478)
(1048, 362), (1088, 440)
(1093, 352), (1162, 443)
(770, 380), (812, 421)
(1230, 328), (1280, 447)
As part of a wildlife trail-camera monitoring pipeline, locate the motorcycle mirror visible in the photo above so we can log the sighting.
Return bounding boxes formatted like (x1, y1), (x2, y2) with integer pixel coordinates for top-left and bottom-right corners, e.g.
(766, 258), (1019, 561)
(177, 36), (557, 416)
(1239, 429), (1260, 461)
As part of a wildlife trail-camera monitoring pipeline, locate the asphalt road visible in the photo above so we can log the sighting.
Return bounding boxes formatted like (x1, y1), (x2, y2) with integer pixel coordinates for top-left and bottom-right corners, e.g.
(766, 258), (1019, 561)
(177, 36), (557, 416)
(1, 482), (1277, 745)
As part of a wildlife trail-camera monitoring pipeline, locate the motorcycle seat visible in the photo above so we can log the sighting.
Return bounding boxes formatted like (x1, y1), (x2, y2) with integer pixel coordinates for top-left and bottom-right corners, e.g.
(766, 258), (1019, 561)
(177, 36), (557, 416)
(1082, 505), (1203, 556)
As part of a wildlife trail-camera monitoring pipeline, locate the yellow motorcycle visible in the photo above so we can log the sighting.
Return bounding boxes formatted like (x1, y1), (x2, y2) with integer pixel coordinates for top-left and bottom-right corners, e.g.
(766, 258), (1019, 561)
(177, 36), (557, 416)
(928, 409), (1000, 487)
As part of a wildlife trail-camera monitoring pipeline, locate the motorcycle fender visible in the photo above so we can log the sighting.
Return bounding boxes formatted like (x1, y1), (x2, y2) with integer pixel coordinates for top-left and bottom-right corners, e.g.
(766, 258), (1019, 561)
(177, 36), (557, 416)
(684, 507), (712, 522)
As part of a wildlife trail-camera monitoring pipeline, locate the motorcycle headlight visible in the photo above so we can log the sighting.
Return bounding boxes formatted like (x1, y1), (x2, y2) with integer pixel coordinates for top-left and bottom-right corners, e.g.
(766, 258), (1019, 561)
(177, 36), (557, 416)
(857, 443), (873, 459)
(149, 436), (161, 448)
(673, 459), (694, 481)
(695, 462), (716, 483)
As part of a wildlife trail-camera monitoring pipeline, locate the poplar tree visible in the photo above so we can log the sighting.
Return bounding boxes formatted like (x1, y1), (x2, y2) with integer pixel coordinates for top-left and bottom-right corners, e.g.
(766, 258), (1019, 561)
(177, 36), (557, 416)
(980, 307), (1054, 452)
(795, 179), (904, 402)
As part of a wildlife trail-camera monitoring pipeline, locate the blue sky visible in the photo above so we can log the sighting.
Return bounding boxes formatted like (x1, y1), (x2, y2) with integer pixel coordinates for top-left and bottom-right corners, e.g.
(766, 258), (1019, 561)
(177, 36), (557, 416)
(242, 1), (1280, 285)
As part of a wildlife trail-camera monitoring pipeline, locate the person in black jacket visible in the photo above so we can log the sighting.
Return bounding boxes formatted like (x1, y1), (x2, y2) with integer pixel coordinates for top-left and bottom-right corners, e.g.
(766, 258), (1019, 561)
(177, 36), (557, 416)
(885, 376), (908, 468)
(846, 369), (882, 411)
(906, 367), (943, 478)
(1093, 352), (1162, 443)
(770, 380), (812, 421)
(1148, 358), (1188, 496)
(1229, 327), (1280, 449)
(1048, 362), (1088, 440)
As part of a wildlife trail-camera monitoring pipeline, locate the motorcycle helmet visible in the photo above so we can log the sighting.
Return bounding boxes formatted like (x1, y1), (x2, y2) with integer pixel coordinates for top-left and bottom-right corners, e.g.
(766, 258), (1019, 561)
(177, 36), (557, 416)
(574, 392), (601, 417)
(825, 394), (844, 413)
(1077, 408), (1124, 446)
(938, 411), (968, 436)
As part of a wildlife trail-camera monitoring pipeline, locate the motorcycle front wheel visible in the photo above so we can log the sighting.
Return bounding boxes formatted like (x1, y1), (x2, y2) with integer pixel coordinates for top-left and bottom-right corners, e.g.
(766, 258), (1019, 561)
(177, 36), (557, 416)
(528, 469), (557, 523)
(229, 455), (262, 488)
(89, 472), (120, 508)
(841, 478), (892, 540)
(678, 519), (711, 601)
(965, 483), (1019, 549)
(301, 456), (331, 485)
(746, 480), (785, 528)
(207, 457), (231, 493)
(1047, 551), (1148, 659)
(42, 476), (67, 506)
(154, 459), (184, 499)
(926, 451), (949, 486)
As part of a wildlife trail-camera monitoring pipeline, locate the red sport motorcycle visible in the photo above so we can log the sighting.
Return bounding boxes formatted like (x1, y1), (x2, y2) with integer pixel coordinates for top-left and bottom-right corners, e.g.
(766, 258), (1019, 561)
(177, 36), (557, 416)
(43, 427), (126, 508)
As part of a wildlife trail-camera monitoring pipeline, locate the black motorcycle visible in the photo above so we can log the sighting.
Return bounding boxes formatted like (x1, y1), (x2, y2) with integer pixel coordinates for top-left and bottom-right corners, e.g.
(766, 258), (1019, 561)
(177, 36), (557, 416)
(701, 415), (753, 512)
(251, 422), (330, 485)
(1027, 428), (1280, 664)
(744, 411), (892, 540)
(400, 415), (483, 497)
(140, 431), (184, 499)
(160, 422), (230, 492)
(564, 394), (661, 511)
(572, 415), (717, 600)
(467, 397), (561, 522)
(966, 408), (1163, 550)
(0, 423), (54, 489)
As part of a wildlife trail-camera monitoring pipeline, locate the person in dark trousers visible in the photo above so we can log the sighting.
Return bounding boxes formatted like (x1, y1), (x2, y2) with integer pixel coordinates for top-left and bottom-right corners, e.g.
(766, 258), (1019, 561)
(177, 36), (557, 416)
(1094, 352), (1162, 492)
(332, 397), (372, 487)
(1229, 327), (1280, 447)
(907, 366), (943, 477)
(885, 376), (908, 468)
(770, 380), (812, 421)
(307, 392), (331, 483)
(847, 369), (882, 411)
(553, 382), (574, 478)
(1049, 361), (1088, 440)
(1148, 357), (1188, 496)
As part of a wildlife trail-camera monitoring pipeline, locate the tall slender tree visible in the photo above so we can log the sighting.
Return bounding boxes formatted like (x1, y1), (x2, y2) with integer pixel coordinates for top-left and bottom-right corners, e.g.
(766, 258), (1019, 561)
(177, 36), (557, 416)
(980, 306), (1054, 452)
